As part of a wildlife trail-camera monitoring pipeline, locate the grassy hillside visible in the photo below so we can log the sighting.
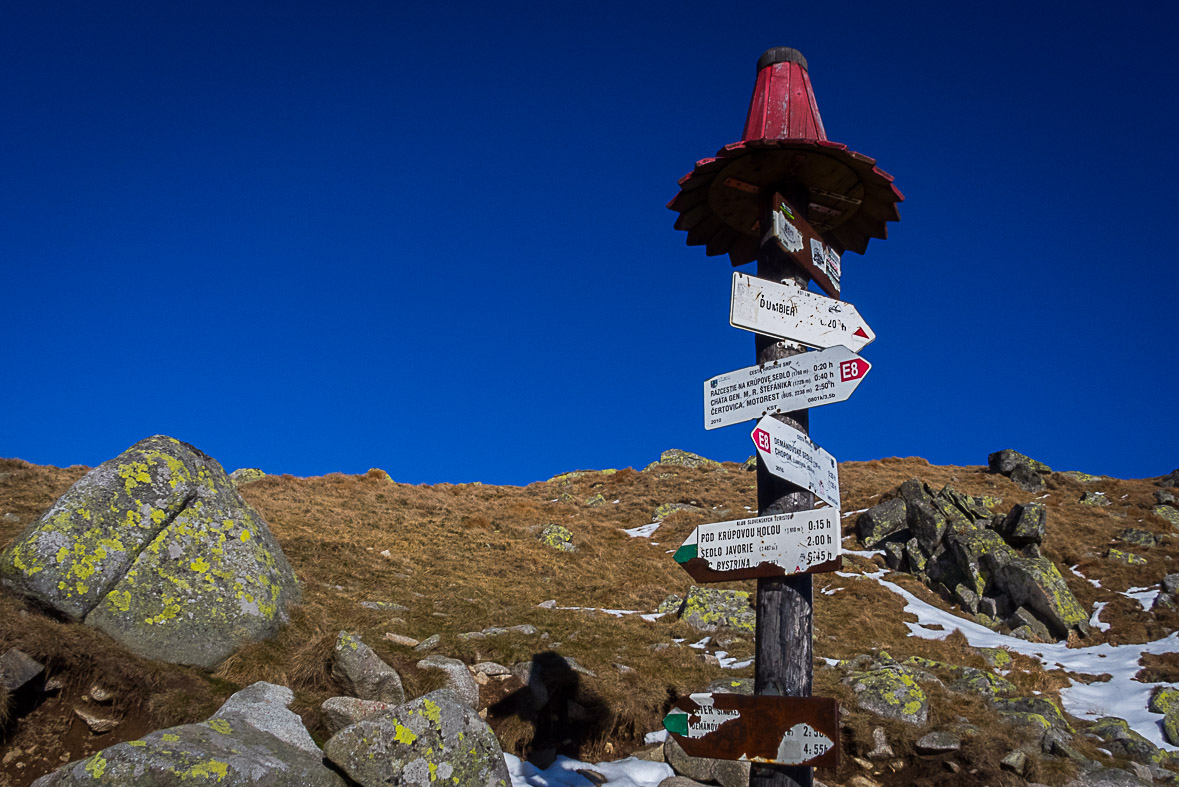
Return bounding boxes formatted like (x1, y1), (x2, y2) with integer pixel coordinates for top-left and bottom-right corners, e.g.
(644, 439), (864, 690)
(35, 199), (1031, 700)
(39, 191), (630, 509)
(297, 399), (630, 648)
(2, 452), (1177, 786)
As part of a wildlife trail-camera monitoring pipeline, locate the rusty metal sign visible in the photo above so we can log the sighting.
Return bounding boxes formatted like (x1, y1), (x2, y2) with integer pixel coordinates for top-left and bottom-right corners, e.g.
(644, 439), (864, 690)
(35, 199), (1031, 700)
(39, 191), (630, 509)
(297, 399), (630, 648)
(673, 508), (840, 583)
(764, 193), (842, 298)
(664, 693), (839, 768)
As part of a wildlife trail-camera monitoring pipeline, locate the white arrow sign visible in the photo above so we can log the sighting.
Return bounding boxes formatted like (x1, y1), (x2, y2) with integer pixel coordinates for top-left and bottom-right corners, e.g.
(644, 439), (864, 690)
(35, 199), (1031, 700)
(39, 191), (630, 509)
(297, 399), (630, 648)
(704, 345), (871, 430)
(729, 272), (875, 351)
(673, 508), (840, 579)
(751, 416), (840, 509)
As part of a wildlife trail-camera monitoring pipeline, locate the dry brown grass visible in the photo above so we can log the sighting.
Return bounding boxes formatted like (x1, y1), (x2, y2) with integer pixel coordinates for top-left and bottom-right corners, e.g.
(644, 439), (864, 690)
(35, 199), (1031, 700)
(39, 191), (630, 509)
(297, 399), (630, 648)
(3, 450), (1177, 784)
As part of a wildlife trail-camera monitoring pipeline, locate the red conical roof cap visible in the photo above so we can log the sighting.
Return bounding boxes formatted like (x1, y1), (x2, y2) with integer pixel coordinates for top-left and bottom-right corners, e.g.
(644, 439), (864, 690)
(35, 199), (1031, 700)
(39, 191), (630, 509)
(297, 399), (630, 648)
(742, 48), (827, 143)
(668, 47), (903, 262)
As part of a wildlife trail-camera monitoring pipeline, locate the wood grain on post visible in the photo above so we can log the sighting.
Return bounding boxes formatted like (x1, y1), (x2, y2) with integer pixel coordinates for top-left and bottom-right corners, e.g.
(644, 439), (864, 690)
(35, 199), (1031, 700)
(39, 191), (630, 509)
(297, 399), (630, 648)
(752, 194), (815, 787)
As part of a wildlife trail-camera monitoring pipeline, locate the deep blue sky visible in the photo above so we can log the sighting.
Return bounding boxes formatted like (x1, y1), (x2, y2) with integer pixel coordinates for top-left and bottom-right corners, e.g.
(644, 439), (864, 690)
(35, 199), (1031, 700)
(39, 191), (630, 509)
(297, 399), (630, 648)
(3, 2), (1177, 485)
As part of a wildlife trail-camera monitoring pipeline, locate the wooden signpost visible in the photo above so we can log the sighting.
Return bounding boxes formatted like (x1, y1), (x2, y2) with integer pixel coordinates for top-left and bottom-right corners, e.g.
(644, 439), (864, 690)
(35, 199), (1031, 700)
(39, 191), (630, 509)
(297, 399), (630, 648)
(667, 45), (901, 787)
(663, 694), (839, 769)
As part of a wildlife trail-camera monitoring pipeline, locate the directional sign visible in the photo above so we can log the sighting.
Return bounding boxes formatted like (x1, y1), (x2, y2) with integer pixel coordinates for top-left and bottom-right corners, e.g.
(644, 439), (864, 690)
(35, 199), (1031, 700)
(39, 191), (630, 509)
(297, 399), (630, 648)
(763, 193), (842, 298)
(729, 272), (875, 352)
(673, 508), (840, 583)
(751, 416), (840, 509)
(704, 345), (870, 431)
(663, 693), (839, 768)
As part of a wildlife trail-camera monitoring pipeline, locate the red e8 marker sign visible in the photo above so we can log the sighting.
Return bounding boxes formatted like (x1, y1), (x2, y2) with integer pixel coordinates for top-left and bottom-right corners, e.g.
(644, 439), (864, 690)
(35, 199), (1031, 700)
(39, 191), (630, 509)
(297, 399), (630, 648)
(840, 358), (869, 382)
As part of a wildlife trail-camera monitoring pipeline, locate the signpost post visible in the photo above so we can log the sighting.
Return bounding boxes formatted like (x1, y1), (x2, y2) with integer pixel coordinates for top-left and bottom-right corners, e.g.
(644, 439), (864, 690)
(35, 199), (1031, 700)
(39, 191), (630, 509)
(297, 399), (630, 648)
(667, 45), (902, 787)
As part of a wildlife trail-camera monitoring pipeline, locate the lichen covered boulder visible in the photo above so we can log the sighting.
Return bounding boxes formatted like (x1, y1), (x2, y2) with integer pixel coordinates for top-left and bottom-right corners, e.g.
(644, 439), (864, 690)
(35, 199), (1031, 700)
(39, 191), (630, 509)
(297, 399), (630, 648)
(323, 693), (510, 787)
(538, 524), (575, 551)
(33, 682), (343, 786)
(995, 556), (1090, 639)
(856, 498), (908, 549)
(645, 449), (722, 472)
(673, 586), (754, 633)
(847, 664), (929, 725)
(0, 436), (300, 669)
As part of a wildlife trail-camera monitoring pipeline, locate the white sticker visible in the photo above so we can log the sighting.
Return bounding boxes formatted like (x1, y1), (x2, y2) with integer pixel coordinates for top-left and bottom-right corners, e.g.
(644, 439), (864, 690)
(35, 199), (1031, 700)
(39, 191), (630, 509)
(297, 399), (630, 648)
(772, 210), (803, 252)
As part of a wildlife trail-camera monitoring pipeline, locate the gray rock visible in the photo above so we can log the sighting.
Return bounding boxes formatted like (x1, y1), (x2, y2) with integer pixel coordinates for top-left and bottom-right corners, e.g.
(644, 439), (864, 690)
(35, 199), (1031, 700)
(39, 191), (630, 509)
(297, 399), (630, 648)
(907, 498), (947, 554)
(1157, 490), (1177, 507)
(474, 661), (511, 677)
(944, 527), (1017, 597)
(847, 665), (928, 725)
(321, 696), (400, 734)
(416, 655), (479, 710)
(704, 677), (754, 695)
(538, 524), (575, 551)
(1001, 749), (1028, 775)
(414, 634), (441, 651)
(954, 584), (980, 614)
(0, 648), (44, 693)
(676, 586), (755, 633)
(904, 538), (927, 572)
(994, 696), (1070, 730)
(1080, 491), (1111, 506)
(712, 758), (750, 787)
(211, 682), (320, 755)
(664, 736), (714, 782)
(1000, 503), (1048, 546)
(1120, 529), (1158, 549)
(654, 450), (722, 470)
(323, 694), (510, 787)
(995, 555), (1090, 639)
(1158, 469), (1179, 488)
(1065, 767), (1153, 786)
(867, 726), (894, 759)
(989, 450), (1052, 475)
(856, 498), (908, 549)
(229, 468), (267, 485)
(1155, 506), (1179, 528)
(1164, 574), (1179, 596)
(1010, 463), (1046, 492)
(1, 435), (300, 669)
(658, 778), (710, 787)
(33, 683), (343, 786)
(916, 731), (961, 754)
(1088, 717), (1165, 767)
(883, 541), (906, 571)
(332, 631), (405, 704)
(1008, 607), (1053, 642)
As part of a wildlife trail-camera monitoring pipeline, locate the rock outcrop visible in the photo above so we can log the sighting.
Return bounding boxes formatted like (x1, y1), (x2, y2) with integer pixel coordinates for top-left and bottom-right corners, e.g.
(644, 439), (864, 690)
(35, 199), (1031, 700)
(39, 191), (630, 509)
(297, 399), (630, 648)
(857, 478), (1089, 640)
(0, 436), (300, 668)
(988, 449), (1051, 492)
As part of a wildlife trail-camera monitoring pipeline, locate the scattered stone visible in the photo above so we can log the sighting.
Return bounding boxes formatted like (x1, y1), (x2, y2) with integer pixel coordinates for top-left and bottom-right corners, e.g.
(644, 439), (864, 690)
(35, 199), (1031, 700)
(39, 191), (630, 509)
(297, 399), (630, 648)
(382, 632), (419, 647)
(413, 634), (441, 652)
(323, 693), (510, 787)
(321, 696), (398, 735)
(1158, 470), (1179, 488)
(654, 503), (704, 521)
(361, 600), (408, 612)
(1058, 471), (1105, 483)
(539, 524), (575, 551)
(673, 586), (755, 633)
(1154, 506), (1179, 528)
(0, 648), (44, 693)
(1105, 548), (1147, 565)
(866, 726), (894, 759)
(1088, 716), (1169, 768)
(87, 684), (113, 704)
(1010, 463), (1046, 492)
(585, 494), (606, 507)
(473, 661), (510, 677)
(1065, 767), (1155, 786)
(847, 664), (929, 725)
(989, 449), (1051, 475)
(658, 778), (709, 787)
(996, 556), (1090, 639)
(704, 678), (754, 695)
(1009, 606), (1053, 642)
(1157, 490), (1177, 507)
(229, 467), (267, 485)
(35, 682), (343, 786)
(416, 655), (479, 710)
(72, 705), (119, 734)
(0, 435), (301, 669)
(1119, 528), (1158, 548)
(1080, 491), (1111, 506)
(332, 631), (405, 704)
(1163, 575), (1179, 595)
(3, 513), (19, 523)
(651, 449), (722, 470)
(1000, 750), (1027, 775)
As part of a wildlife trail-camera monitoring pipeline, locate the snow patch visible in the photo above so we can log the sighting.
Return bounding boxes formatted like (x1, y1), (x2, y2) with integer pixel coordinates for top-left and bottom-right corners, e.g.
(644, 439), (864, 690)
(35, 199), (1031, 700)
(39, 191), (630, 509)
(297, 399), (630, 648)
(623, 522), (660, 538)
